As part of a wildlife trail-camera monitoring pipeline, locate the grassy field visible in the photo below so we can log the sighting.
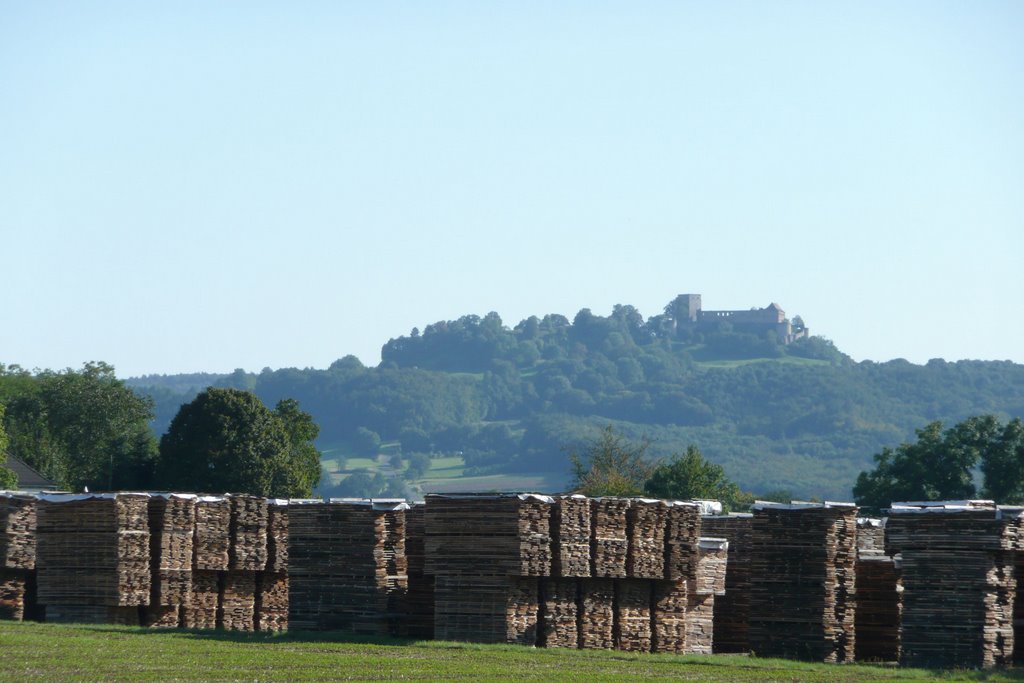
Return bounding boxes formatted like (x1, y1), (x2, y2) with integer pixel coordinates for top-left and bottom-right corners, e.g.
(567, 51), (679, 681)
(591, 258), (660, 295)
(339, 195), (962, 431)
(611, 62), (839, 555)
(2, 622), (1023, 682)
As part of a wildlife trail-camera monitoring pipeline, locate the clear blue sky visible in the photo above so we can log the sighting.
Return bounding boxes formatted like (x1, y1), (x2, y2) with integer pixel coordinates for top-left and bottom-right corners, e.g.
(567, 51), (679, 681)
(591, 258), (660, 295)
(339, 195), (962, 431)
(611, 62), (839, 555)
(2, 2), (1022, 378)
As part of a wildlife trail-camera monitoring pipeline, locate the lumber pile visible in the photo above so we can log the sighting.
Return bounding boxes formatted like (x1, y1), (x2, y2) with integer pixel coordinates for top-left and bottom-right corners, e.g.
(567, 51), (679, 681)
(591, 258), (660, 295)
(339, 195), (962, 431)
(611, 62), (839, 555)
(148, 494), (196, 613)
(626, 499), (666, 579)
(748, 501), (857, 663)
(229, 494), (268, 571)
(402, 503), (434, 639)
(220, 570), (256, 631)
(425, 494), (553, 644)
(194, 497), (231, 571)
(424, 493), (552, 577)
(615, 579), (652, 652)
(181, 570), (219, 630)
(44, 604), (141, 625)
(256, 571), (288, 631)
(590, 498), (629, 578)
(36, 493), (151, 617)
(855, 555), (901, 662)
(578, 578), (615, 649)
(885, 501), (1018, 669)
(266, 500), (288, 572)
(552, 496), (590, 577)
(540, 577), (579, 647)
(288, 499), (408, 635)
(1, 492), (36, 570)
(664, 502), (701, 581)
(0, 492), (37, 622)
(701, 513), (753, 653)
(652, 580), (688, 654)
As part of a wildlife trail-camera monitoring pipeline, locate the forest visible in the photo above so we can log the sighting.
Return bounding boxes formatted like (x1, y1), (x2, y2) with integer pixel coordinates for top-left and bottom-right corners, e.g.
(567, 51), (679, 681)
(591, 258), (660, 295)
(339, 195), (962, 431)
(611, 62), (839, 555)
(116, 296), (1024, 500)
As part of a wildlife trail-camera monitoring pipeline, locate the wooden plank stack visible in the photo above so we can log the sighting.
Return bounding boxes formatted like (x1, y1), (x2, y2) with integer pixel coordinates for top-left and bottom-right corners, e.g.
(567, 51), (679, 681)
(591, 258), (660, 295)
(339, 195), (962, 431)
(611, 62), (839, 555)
(853, 517), (901, 662)
(552, 496), (590, 577)
(193, 496), (231, 572)
(590, 498), (630, 578)
(627, 499), (666, 579)
(147, 494), (196, 618)
(614, 579), (652, 652)
(652, 580), (688, 654)
(36, 493), (151, 621)
(425, 493), (553, 644)
(885, 501), (1019, 669)
(748, 501), (857, 663)
(256, 499), (289, 632)
(540, 577), (579, 647)
(664, 502), (702, 581)
(220, 570), (256, 631)
(701, 513), (753, 653)
(578, 578), (615, 649)
(288, 499), (408, 635)
(402, 503), (434, 639)
(181, 570), (219, 630)
(0, 492), (36, 621)
(229, 494), (268, 571)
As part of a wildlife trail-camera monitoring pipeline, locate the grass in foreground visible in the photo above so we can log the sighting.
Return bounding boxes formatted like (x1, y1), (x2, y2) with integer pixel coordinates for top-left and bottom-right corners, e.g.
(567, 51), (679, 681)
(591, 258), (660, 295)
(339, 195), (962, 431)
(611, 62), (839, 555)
(3, 622), (1024, 682)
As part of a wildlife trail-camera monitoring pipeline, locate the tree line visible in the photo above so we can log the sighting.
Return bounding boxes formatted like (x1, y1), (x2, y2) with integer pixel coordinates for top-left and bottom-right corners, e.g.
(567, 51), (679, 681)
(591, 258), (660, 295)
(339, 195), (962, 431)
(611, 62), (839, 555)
(0, 363), (320, 497)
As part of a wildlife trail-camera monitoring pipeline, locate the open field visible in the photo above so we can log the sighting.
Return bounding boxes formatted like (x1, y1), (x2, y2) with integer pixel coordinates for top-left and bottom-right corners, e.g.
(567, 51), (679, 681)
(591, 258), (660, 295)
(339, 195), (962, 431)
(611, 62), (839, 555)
(2, 622), (1023, 682)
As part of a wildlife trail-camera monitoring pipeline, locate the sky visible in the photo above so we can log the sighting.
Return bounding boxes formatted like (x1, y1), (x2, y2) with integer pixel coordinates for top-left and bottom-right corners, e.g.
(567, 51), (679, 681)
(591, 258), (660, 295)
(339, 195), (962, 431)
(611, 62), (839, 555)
(2, 2), (1022, 378)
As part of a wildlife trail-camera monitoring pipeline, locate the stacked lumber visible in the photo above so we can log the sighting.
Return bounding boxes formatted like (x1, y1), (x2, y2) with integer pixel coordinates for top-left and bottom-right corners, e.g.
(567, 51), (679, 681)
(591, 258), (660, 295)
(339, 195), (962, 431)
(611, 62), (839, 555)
(0, 492), (36, 622)
(540, 577), (578, 647)
(0, 570), (27, 621)
(578, 578), (615, 649)
(886, 501), (1018, 669)
(229, 494), (268, 571)
(220, 570), (256, 631)
(748, 501), (857, 663)
(590, 498), (630, 578)
(425, 494), (553, 645)
(194, 497), (231, 571)
(424, 494), (552, 577)
(256, 571), (288, 631)
(36, 493), (151, 613)
(266, 500), (288, 573)
(691, 538), (728, 596)
(614, 578), (652, 652)
(652, 580), (688, 654)
(664, 502), (701, 581)
(148, 494), (195, 611)
(701, 513), (753, 653)
(856, 518), (886, 556)
(854, 555), (901, 662)
(1, 493), (36, 570)
(403, 503), (434, 639)
(552, 496), (590, 577)
(288, 499), (408, 635)
(433, 574), (539, 645)
(181, 570), (219, 630)
(685, 593), (715, 654)
(626, 499), (666, 579)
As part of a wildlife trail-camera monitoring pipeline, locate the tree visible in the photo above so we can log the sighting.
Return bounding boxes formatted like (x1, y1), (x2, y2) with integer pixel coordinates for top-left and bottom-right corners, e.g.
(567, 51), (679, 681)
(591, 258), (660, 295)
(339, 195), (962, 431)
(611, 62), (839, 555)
(270, 398), (322, 497)
(644, 445), (750, 510)
(0, 405), (17, 489)
(1, 362), (156, 491)
(352, 427), (382, 457)
(979, 418), (1024, 503)
(568, 426), (657, 497)
(852, 416), (1005, 510)
(156, 388), (318, 497)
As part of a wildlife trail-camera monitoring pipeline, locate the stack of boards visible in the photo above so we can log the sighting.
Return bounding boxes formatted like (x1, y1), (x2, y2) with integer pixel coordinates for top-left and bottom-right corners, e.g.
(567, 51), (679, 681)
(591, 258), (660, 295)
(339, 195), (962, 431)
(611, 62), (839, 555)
(402, 503), (434, 638)
(700, 513), (753, 653)
(854, 517), (900, 663)
(0, 492), (37, 621)
(1, 493), (288, 631)
(748, 501), (857, 663)
(287, 498), (408, 636)
(422, 493), (713, 654)
(885, 501), (1023, 669)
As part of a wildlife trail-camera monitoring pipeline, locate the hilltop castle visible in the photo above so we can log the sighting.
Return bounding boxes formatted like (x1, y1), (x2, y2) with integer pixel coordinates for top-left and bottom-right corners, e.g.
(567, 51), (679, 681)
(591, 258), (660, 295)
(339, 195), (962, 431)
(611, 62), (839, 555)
(667, 294), (808, 344)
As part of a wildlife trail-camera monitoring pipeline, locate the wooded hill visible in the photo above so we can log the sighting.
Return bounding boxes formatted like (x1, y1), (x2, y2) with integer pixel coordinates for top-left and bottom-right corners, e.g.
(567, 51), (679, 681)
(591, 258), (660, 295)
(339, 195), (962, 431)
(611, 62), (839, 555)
(126, 300), (1024, 500)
